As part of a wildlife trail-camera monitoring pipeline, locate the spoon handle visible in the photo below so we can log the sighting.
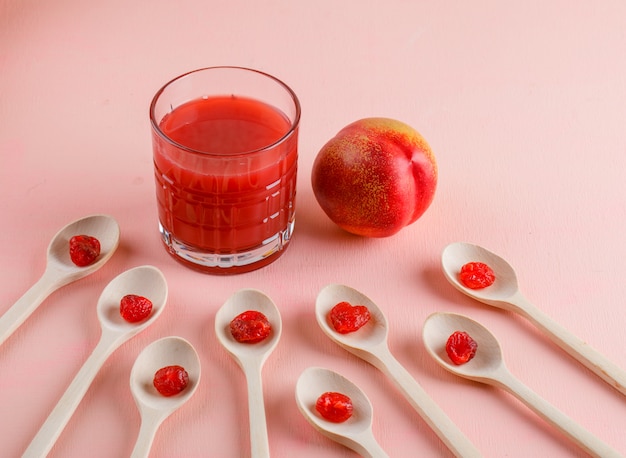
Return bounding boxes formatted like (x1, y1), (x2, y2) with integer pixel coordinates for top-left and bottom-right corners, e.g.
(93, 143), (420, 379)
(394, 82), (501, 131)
(495, 368), (622, 458)
(130, 411), (164, 458)
(372, 348), (482, 458)
(511, 292), (626, 397)
(22, 332), (118, 457)
(0, 270), (59, 347)
(244, 362), (271, 458)
(351, 431), (390, 458)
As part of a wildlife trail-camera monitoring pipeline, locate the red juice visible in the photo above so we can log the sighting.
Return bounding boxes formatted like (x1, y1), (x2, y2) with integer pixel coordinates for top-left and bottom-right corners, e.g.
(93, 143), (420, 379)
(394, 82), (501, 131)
(152, 95), (298, 273)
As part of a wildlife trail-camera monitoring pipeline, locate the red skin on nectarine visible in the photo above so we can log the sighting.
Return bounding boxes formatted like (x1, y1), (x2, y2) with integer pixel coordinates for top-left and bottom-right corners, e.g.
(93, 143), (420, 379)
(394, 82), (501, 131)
(311, 118), (437, 237)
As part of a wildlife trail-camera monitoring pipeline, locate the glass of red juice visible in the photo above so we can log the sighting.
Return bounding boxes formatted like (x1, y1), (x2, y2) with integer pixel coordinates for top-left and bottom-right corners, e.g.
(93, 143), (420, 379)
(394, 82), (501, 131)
(150, 67), (300, 274)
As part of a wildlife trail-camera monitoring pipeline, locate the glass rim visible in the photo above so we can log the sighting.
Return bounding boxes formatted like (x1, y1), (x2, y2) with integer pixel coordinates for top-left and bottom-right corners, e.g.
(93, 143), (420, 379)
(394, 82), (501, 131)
(149, 66), (301, 157)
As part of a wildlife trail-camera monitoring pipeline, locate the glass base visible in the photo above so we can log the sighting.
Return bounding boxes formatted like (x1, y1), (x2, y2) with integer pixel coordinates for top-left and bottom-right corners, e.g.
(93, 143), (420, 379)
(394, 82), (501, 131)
(158, 219), (295, 275)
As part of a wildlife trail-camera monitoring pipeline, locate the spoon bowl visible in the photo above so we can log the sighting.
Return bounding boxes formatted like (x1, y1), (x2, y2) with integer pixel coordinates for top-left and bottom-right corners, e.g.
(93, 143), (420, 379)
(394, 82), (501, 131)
(422, 312), (621, 458)
(130, 336), (201, 458)
(0, 214), (120, 346)
(46, 214), (121, 281)
(214, 288), (282, 458)
(315, 284), (482, 458)
(315, 283), (388, 359)
(215, 288), (282, 366)
(422, 311), (504, 382)
(23, 265), (167, 458)
(441, 242), (626, 396)
(441, 242), (520, 306)
(96, 265), (168, 335)
(295, 367), (387, 458)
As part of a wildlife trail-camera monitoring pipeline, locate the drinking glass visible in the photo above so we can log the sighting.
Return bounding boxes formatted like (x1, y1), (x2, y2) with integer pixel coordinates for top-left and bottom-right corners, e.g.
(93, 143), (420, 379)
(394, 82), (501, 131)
(150, 66), (300, 274)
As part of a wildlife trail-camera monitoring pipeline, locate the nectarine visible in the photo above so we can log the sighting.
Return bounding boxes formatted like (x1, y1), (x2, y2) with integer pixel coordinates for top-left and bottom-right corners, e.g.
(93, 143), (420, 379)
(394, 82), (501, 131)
(311, 118), (437, 237)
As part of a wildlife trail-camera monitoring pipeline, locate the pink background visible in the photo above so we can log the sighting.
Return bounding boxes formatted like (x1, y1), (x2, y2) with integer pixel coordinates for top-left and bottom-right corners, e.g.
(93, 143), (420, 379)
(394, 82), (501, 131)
(1, 1), (625, 457)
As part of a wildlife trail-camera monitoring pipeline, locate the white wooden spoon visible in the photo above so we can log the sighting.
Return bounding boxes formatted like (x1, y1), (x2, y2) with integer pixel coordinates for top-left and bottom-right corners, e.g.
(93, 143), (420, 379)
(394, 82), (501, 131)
(441, 242), (626, 396)
(315, 284), (482, 458)
(295, 366), (388, 458)
(22, 265), (168, 458)
(214, 289), (282, 458)
(0, 214), (120, 347)
(130, 336), (201, 458)
(422, 312), (621, 458)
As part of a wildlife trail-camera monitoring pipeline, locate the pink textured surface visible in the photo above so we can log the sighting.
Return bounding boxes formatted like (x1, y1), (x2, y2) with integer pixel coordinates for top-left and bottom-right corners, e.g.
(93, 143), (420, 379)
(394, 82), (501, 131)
(1, 1), (625, 457)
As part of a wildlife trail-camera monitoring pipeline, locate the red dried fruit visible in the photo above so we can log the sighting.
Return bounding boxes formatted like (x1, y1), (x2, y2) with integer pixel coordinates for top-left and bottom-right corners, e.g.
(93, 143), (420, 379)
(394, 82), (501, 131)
(120, 294), (153, 323)
(153, 365), (189, 396)
(459, 262), (496, 289)
(229, 310), (272, 343)
(446, 331), (478, 365)
(315, 391), (354, 423)
(69, 235), (101, 267)
(329, 301), (371, 334)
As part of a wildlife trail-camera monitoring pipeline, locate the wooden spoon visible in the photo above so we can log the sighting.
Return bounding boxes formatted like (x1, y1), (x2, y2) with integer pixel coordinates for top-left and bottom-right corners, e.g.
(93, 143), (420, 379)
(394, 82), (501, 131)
(295, 366), (388, 458)
(129, 336), (201, 458)
(0, 214), (120, 346)
(214, 289), (282, 458)
(422, 312), (621, 458)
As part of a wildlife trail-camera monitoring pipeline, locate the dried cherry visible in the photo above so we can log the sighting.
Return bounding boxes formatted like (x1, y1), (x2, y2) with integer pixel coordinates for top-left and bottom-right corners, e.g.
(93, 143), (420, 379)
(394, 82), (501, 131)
(315, 391), (353, 423)
(459, 262), (495, 289)
(120, 294), (153, 323)
(230, 310), (272, 343)
(329, 301), (371, 334)
(69, 235), (101, 267)
(153, 365), (189, 396)
(446, 331), (478, 365)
